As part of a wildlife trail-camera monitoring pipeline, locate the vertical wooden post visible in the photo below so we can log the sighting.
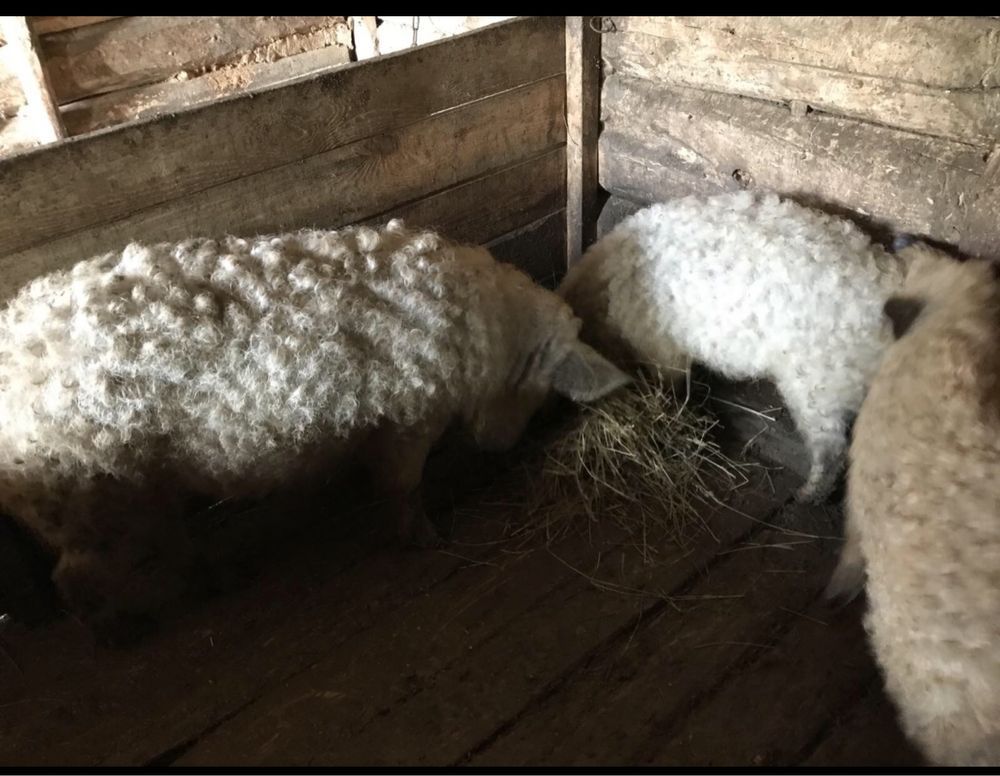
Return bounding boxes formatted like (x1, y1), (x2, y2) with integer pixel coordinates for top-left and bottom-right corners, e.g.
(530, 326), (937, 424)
(565, 16), (601, 268)
(0, 16), (66, 144)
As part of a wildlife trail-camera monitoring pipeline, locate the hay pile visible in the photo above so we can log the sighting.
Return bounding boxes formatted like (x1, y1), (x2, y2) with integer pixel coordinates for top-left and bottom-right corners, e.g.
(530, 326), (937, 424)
(498, 369), (757, 561)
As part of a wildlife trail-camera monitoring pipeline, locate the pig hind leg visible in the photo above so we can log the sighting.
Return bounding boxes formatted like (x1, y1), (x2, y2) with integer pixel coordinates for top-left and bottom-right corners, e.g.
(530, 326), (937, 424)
(777, 377), (851, 504)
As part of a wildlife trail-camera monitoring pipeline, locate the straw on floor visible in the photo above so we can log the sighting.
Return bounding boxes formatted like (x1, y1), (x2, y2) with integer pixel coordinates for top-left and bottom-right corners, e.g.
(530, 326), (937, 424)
(489, 369), (759, 563)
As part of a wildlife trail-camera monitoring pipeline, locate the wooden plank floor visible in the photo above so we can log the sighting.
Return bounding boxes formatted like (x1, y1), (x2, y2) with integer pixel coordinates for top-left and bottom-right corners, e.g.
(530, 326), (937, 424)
(0, 393), (925, 767)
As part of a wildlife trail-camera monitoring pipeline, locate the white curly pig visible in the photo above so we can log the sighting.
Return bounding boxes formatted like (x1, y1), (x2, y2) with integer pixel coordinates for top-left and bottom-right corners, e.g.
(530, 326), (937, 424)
(0, 219), (629, 640)
(558, 191), (911, 503)
(827, 240), (1000, 766)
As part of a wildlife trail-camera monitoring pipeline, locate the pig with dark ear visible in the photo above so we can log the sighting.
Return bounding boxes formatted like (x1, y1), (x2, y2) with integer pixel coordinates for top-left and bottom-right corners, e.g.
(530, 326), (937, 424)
(828, 239), (1000, 765)
(0, 218), (629, 642)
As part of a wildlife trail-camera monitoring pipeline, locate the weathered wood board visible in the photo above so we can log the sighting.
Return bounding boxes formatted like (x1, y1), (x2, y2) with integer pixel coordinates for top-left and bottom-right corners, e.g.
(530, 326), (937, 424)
(599, 73), (1000, 259)
(38, 16), (352, 105)
(29, 16), (125, 36)
(59, 42), (352, 136)
(604, 16), (1000, 146)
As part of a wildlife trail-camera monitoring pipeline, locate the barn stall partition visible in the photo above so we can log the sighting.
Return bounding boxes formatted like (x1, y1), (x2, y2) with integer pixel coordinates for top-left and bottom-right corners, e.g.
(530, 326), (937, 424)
(0, 15), (993, 767)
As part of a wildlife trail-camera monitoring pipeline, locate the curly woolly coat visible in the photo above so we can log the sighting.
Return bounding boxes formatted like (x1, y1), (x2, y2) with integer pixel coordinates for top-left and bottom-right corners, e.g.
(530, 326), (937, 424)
(558, 191), (910, 502)
(0, 219), (627, 636)
(829, 242), (1000, 766)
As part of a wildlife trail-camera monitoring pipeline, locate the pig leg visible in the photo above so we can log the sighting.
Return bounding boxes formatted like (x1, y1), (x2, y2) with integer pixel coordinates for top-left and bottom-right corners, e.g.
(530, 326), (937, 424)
(776, 376), (850, 504)
(50, 476), (197, 646)
(362, 419), (448, 548)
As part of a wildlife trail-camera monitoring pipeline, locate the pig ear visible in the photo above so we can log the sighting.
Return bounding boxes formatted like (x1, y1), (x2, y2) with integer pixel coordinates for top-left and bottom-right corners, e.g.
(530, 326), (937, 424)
(551, 340), (631, 402)
(884, 296), (924, 340)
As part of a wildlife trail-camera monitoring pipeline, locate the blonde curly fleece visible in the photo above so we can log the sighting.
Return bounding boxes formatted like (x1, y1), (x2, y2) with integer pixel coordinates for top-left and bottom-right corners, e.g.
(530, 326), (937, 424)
(830, 242), (1000, 766)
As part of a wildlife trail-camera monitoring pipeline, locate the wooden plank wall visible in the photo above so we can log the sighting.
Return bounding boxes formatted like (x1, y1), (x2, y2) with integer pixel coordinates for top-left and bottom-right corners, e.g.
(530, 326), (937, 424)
(599, 16), (1000, 260)
(1, 17), (527, 157)
(0, 16), (567, 305)
(0, 16), (354, 153)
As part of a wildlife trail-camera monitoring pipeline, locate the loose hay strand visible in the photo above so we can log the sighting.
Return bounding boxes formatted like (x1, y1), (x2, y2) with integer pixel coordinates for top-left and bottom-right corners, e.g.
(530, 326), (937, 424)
(513, 369), (755, 560)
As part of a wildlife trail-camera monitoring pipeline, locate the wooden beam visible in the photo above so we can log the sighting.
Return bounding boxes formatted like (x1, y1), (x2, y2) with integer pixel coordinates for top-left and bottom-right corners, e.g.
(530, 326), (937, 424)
(38, 16), (352, 106)
(564, 16), (601, 267)
(0, 16), (64, 144)
(30, 16), (124, 35)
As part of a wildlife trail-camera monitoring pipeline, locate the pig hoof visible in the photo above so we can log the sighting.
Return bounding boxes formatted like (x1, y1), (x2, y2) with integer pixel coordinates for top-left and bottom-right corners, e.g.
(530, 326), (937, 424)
(824, 558), (866, 609)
